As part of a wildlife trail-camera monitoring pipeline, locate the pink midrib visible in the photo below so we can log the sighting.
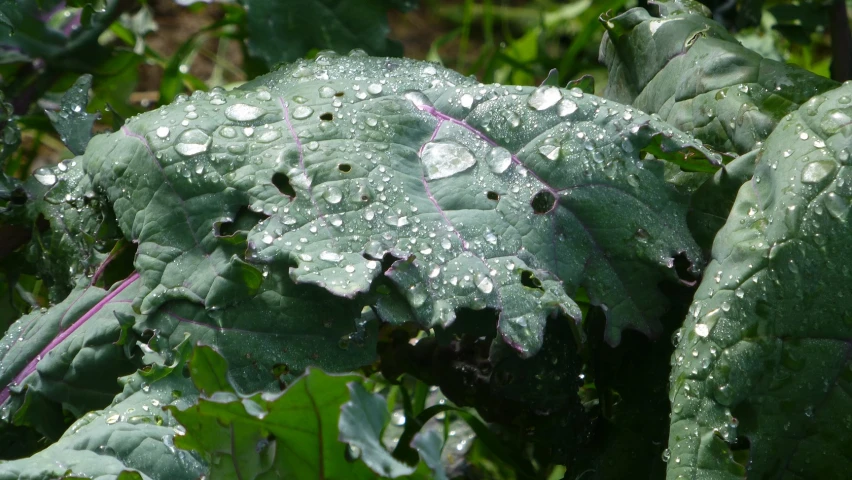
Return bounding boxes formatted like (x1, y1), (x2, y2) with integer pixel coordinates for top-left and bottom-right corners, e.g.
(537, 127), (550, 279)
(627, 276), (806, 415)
(0, 273), (140, 406)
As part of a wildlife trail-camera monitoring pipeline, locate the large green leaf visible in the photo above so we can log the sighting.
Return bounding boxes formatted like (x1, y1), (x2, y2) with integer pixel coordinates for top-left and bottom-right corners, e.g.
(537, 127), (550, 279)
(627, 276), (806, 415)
(239, 0), (416, 68)
(0, 274), (141, 439)
(168, 345), (375, 479)
(599, 1), (838, 154)
(69, 52), (712, 351)
(668, 84), (852, 478)
(0, 338), (205, 480)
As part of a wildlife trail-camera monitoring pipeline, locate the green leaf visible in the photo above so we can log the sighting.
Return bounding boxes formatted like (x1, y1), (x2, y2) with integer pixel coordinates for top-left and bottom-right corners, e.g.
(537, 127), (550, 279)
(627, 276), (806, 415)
(0, 274), (141, 439)
(46, 74), (100, 155)
(239, 0), (416, 68)
(0, 337), (205, 480)
(668, 84), (852, 478)
(599, 1), (838, 154)
(61, 53), (713, 355)
(167, 349), (374, 480)
(339, 382), (418, 477)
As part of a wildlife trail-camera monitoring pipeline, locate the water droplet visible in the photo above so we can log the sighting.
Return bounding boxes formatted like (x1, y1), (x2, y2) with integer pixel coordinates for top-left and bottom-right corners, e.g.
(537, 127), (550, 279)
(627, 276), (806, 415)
(476, 275), (494, 294)
(420, 141), (476, 180)
(258, 130), (281, 143)
(292, 105), (314, 120)
(694, 323), (709, 337)
(33, 167), (56, 186)
(441, 237), (452, 250)
(824, 192), (850, 220)
(538, 144), (560, 161)
(225, 103), (265, 122)
(320, 251), (343, 262)
(527, 85), (563, 110)
(661, 449), (671, 462)
(367, 83), (383, 95)
(799, 132), (809, 140)
(106, 414), (120, 425)
(156, 126), (170, 138)
(262, 234), (274, 244)
(486, 146), (513, 173)
(801, 161), (835, 184)
(319, 86), (336, 98)
(404, 91), (433, 109)
(423, 65), (437, 75)
(324, 186), (343, 204)
(503, 110), (521, 127)
(174, 129), (211, 157)
(557, 99), (578, 117)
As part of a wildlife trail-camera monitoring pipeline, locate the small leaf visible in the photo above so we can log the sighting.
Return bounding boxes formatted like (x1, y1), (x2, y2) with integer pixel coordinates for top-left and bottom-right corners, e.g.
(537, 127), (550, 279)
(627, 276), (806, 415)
(45, 74), (100, 155)
(338, 382), (416, 477)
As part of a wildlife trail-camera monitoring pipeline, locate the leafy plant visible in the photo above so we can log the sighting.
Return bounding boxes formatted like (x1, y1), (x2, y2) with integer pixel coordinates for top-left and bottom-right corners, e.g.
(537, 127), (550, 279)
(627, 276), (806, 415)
(2, 0), (851, 479)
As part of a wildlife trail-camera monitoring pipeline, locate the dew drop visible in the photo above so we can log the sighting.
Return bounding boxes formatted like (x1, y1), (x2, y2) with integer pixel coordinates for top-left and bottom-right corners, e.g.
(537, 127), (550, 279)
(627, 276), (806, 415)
(476, 275), (494, 294)
(527, 85), (563, 111)
(420, 141), (476, 180)
(33, 168), (56, 186)
(487, 146), (513, 173)
(156, 126), (170, 138)
(174, 129), (211, 157)
(320, 251), (343, 262)
(694, 323), (709, 337)
(538, 144), (560, 161)
(367, 83), (383, 95)
(824, 192), (850, 220)
(557, 99), (578, 117)
(225, 103), (265, 122)
(292, 105), (314, 120)
(801, 161), (835, 184)
(404, 91), (433, 109)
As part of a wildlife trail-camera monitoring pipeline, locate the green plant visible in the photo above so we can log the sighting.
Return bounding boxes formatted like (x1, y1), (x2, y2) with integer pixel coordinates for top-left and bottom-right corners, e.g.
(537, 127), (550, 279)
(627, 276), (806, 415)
(2, 0), (851, 479)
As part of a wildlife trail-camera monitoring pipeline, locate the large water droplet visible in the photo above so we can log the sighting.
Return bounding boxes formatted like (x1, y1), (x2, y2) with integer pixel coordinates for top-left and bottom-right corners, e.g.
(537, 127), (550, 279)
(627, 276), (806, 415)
(324, 186), (343, 204)
(475, 275), (494, 294)
(33, 167), (56, 186)
(801, 161), (835, 184)
(220, 126), (237, 138)
(538, 144), (560, 161)
(527, 85), (563, 111)
(174, 129), (211, 157)
(319, 86), (336, 98)
(292, 105), (314, 120)
(156, 126), (170, 138)
(320, 251), (343, 262)
(404, 91), (433, 109)
(225, 103), (265, 122)
(824, 192), (850, 220)
(557, 99), (578, 117)
(420, 141), (476, 180)
(486, 146), (512, 173)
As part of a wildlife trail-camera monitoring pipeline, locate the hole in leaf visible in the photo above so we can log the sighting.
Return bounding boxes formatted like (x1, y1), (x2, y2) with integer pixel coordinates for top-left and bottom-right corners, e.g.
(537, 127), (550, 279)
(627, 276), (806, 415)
(530, 190), (556, 214)
(272, 363), (290, 376)
(520, 270), (543, 290)
(320, 112), (333, 121)
(334, 91), (344, 97)
(217, 206), (269, 237)
(338, 163), (352, 173)
(672, 252), (698, 285)
(486, 191), (499, 201)
(272, 172), (296, 198)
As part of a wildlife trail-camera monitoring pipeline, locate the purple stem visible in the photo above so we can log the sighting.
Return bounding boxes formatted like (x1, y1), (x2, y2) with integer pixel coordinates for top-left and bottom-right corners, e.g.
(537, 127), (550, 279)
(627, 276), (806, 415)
(0, 273), (140, 406)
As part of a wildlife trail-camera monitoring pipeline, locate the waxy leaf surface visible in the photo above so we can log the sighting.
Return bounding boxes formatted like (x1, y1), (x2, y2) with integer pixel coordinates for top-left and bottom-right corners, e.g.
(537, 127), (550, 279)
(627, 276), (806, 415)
(600, 2), (838, 154)
(668, 84), (852, 479)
